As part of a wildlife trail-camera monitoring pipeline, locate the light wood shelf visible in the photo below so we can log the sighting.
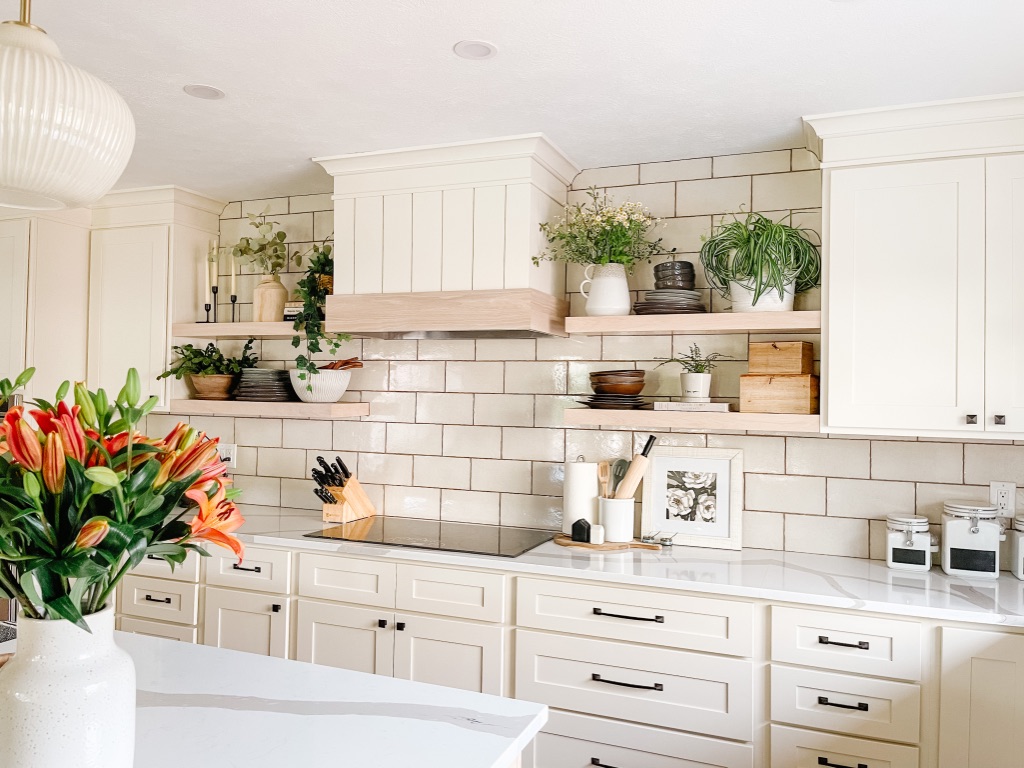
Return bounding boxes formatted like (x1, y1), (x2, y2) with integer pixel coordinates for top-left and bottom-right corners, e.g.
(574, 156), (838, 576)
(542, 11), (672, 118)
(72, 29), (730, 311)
(564, 310), (821, 336)
(563, 407), (820, 433)
(172, 322), (299, 339)
(168, 400), (369, 420)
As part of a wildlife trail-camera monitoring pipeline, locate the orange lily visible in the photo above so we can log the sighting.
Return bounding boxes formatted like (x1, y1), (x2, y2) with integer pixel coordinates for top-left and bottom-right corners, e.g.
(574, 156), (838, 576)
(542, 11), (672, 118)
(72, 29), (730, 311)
(158, 433), (226, 491)
(184, 478), (245, 562)
(159, 423), (194, 452)
(31, 402), (86, 464)
(75, 517), (110, 549)
(41, 432), (65, 494)
(3, 408), (41, 471)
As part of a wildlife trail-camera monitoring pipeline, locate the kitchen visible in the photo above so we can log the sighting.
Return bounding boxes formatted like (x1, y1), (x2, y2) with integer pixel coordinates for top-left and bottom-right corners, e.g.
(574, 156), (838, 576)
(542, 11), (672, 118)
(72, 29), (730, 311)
(1, 2), (1024, 767)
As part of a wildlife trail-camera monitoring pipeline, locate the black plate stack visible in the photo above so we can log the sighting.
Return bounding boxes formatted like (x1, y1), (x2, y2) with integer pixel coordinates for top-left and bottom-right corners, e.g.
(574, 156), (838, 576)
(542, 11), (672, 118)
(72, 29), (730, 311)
(633, 261), (706, 315)
(234, 368), (297, 402)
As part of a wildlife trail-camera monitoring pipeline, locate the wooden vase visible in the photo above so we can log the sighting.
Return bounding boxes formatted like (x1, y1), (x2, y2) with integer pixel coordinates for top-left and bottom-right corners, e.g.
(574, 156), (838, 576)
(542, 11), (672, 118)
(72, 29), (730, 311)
(253, 274), (288, 322)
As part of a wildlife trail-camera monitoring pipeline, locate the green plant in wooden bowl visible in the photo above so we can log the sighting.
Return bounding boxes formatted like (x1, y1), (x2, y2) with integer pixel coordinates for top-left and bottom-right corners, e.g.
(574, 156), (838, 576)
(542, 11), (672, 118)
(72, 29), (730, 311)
(700, 212), (820, 312)
(159, 339), (258, 400)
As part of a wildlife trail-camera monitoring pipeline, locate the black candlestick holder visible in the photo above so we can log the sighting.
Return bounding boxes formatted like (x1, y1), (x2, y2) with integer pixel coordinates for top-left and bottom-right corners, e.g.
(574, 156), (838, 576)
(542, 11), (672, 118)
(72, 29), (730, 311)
(230, 294), (238, 322)
(211, 286), (219, 323)
(203, 303), (211, 323)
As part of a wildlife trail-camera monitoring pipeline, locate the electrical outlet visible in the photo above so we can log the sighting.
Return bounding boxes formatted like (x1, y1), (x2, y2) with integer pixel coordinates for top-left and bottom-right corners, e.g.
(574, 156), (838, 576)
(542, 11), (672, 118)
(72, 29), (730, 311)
(990, 481), (1016, 516)
(218, 443), (238, 469)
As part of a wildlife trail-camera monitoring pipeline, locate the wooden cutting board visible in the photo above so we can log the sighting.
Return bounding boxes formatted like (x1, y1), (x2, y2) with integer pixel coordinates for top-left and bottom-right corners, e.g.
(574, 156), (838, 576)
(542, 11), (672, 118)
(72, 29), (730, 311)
(553, 534), (662, 552)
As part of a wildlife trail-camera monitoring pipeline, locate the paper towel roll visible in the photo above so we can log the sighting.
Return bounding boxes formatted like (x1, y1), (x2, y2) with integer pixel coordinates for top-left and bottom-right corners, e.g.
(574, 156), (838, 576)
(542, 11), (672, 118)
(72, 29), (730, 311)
(562, 460), (599, 535)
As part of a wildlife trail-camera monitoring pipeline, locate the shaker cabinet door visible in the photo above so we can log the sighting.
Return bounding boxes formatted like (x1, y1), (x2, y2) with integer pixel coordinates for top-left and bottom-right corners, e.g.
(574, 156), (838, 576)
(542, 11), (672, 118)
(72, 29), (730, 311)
(202, 587), (289, 658)
(294, 599), (394, 677)
(0, 218), (30, 381)
(393, 613), (506, 695)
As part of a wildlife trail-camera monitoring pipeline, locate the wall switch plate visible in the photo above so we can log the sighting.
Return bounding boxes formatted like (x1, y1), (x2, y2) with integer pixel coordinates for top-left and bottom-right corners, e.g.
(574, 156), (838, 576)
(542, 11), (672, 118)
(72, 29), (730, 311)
(218, 443), (238, 469)
(990, 481), (1016, 516)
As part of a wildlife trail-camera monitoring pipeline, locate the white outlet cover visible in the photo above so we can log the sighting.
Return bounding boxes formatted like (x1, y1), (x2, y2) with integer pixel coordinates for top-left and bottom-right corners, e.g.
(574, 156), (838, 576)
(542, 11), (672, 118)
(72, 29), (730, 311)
(218, 443), (238, 469)
(990, 481), (1016, 516)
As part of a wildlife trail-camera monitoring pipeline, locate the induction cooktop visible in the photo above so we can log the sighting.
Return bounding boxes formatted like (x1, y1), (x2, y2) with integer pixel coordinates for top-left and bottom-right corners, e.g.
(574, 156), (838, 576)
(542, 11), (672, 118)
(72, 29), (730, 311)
(304, 517), (555, 558)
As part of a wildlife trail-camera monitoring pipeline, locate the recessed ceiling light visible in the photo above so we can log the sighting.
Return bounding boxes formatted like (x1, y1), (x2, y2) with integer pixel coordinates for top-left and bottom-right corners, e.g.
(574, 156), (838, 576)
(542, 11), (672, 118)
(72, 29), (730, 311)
(453, 40), (497, 60)
(183, 84), (225, 100)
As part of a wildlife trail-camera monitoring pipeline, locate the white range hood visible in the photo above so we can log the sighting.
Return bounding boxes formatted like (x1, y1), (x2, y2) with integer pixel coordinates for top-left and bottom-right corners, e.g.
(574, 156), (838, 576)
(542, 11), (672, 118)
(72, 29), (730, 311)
(314, 134), (579, 338)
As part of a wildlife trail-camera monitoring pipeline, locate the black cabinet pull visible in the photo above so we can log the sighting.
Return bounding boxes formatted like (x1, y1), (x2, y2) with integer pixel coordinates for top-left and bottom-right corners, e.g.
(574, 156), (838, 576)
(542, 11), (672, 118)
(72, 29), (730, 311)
(396, 622), (406, 631)
(271, 604), (282, 613)
(145, 555), (162, 561)
(593, 607), (664, 624)
(591, 760), (621, 768)
(818, 635), (869, 650)
(232, 564), (262, 573)
(377, 619), (388, 629)
(995, 415), (1007, 425)
(967, 414), (978, 424)
(591, 673), (663, 691)
(144, 595), (171, 604)
(818, 695), (869, 712)
(818, 758), (867, 768)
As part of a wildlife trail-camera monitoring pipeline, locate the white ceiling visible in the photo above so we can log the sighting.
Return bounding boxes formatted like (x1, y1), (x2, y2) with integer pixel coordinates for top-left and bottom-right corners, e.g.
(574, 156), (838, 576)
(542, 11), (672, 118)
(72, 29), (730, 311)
(31, 0), (1024, 203)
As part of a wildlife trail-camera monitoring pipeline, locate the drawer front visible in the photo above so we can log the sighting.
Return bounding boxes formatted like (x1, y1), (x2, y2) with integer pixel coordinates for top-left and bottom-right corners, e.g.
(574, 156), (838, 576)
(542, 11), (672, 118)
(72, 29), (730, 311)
(396, 564), (505, 622)
(205, 545), (292, 594)
(515, 629), (752, 741)
(772, 606), (922, 680)
(770, 724), (920, 768)
(535, 711), (753, 768)
(119, 575), (198, 625)
(131, 550), (200, 582)
(517, 577), (753, 656)
(298, 553), (396, 607)
(771, 665), (921, 744)
(119, 617), (197, 643)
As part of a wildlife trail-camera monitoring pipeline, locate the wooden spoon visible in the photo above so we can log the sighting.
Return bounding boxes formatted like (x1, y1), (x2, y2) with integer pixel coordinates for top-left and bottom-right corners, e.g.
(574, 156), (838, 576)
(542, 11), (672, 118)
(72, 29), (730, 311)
(597, 461), (610, 498)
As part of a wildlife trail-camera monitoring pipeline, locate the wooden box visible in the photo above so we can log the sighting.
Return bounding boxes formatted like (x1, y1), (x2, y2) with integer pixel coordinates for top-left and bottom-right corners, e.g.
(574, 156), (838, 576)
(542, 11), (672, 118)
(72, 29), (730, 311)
(740, 374), (820, 414)
(748, 341), (814, 375)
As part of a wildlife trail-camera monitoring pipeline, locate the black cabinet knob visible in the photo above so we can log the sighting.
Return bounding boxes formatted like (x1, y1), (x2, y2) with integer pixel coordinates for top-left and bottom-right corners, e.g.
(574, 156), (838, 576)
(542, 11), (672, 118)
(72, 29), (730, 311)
(377, 619), (388, 629)
(271, 604), (281, 613)
(396, 622), (406, 631)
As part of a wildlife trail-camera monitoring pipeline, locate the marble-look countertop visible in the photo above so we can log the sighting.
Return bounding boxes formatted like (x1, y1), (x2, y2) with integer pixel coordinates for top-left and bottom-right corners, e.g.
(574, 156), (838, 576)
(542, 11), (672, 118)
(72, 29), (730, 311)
(0, 633), (545, 768)
(240, 521), (1024, 627)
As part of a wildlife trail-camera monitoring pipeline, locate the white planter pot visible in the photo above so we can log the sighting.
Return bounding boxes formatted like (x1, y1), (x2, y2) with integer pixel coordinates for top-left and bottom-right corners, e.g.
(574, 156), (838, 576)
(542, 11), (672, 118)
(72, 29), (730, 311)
(680, 372), (712, 401)
(0, 607), (135, 768)
(729, 280), (795, 312)
(289, 368), (352, 403)
(580, 263), (631, 317)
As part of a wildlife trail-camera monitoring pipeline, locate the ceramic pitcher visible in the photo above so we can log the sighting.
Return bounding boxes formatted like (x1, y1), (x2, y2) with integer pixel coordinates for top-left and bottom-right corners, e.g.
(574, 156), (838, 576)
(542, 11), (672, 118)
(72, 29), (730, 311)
(580, 263), (631, 316)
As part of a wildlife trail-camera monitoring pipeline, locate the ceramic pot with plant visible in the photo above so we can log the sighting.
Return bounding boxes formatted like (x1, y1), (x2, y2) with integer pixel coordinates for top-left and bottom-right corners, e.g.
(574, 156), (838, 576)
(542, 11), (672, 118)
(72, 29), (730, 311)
(700, 212), (820, 312)
(657, 344), (727, 401)
(230, 210), (301, 321)
(534, 188), (674, 317)
(159, 338), (258, 400)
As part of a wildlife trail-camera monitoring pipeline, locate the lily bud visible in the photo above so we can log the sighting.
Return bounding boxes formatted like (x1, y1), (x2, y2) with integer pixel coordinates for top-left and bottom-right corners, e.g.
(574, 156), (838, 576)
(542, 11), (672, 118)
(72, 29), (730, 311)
(125, 369), (141, 408)
(75, 518), (110, 549)
(4, 410), (42, 472)
(84, 466), (120, 489)
(23, 472), (40, 499)
(74, 382), (98, 427)
(42, 432), (65, 495)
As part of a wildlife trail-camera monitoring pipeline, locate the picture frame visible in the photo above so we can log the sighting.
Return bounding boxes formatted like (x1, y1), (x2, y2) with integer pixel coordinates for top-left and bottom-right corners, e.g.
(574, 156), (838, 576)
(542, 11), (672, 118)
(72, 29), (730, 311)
(641, 446), (743, 550)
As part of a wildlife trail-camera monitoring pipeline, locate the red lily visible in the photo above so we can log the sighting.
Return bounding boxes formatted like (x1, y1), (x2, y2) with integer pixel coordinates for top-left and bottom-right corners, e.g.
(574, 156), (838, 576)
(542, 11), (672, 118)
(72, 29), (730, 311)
(184, 479), (245, 562)
(31, 402), (86, 463)
(41, 432), (65, 494)
(3, 408), (42, 472)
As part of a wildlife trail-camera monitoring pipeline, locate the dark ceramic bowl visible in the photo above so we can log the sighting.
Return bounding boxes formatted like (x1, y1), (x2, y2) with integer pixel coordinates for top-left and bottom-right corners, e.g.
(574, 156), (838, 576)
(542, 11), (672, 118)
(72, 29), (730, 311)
(592, 381), (645, 396)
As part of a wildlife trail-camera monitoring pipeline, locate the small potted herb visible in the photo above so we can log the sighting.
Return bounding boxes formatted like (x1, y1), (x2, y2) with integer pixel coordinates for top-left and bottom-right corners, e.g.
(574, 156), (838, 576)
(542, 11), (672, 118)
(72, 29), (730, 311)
(158, 339), (258, 400)
(229, 209), (302, 322)
(657, 344), (727, 401)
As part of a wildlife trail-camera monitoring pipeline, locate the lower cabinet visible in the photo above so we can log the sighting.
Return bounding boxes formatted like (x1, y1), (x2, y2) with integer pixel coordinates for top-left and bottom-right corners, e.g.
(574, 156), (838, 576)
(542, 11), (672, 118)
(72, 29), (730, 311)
(119, 616), (198, 643)
(202, 587), (289, 658)
(770, 724), (919, 768)
(295, 599), (394, 676)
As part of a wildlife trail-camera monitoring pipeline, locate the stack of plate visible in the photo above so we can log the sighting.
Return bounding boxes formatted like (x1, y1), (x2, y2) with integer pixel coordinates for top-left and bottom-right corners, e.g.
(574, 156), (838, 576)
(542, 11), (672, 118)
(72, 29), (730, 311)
(579, 370), (650, 410)
(234, 368), (297, 402)
(633, 289), (706, 315)
(653, 260), (696, 290)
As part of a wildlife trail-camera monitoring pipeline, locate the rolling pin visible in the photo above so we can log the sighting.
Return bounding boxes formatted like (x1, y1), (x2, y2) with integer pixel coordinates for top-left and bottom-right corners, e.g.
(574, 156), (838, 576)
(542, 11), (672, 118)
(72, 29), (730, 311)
(613, 435), (657, 499)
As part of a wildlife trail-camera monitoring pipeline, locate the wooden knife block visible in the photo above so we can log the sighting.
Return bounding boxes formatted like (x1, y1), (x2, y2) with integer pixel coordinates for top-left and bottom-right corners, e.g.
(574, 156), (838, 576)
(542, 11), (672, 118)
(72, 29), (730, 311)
(321, 476), (377, 524)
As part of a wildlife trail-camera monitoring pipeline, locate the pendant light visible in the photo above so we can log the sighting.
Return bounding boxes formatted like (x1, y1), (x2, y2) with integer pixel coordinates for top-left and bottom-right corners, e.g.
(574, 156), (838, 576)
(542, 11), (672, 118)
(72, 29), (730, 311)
(0, 0), (135, 210)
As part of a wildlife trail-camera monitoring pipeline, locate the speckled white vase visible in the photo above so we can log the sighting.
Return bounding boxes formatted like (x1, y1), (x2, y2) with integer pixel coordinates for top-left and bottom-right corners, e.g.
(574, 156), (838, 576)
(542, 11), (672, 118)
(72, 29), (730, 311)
(0, 607), (135, 768)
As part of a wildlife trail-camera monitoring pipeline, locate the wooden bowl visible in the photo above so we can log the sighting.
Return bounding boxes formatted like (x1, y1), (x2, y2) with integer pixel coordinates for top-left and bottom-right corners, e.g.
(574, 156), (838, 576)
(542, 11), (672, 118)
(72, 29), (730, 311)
(592, 381), (645, 395)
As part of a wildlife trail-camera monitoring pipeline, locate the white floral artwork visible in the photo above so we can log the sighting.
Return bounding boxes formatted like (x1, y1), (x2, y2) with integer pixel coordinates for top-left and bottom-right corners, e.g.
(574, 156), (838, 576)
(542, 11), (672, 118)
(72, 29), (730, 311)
(666, 471), (718, 523)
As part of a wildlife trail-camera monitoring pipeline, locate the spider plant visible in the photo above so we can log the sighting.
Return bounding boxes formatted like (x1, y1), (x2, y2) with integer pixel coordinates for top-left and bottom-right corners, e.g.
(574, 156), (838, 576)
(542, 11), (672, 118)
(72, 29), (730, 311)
(656, 344), (727, 374)
(700, 212), (821, 304)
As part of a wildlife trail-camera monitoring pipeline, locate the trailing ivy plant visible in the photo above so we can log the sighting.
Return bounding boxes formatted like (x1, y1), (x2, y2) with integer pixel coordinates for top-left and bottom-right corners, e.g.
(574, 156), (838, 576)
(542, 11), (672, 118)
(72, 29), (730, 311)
(158, 340), (258, 380)
(291, 241), (352, 389)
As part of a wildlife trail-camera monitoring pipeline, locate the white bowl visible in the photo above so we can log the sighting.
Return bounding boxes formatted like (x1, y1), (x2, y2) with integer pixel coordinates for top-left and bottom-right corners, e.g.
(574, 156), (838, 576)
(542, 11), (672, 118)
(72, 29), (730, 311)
(289, 369), (352, 403)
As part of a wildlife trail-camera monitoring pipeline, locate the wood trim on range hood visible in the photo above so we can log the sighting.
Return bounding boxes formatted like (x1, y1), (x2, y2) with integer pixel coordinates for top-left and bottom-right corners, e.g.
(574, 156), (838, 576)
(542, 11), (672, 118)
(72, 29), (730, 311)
(325, 288), (568, 339)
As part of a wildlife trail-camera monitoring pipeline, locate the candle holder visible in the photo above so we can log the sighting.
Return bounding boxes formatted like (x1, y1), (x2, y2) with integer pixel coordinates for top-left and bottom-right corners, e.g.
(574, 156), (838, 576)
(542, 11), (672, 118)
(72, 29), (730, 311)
(230, 294), (238, 322)
(203, 303), (212, 323)
(211, 285), (219, 323)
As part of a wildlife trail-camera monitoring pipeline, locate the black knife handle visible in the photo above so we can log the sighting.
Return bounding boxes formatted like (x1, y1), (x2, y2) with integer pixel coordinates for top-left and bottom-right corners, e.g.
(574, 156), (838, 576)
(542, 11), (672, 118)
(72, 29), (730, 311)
(335, 456), (351, 478)
(317, 456), (335, 478)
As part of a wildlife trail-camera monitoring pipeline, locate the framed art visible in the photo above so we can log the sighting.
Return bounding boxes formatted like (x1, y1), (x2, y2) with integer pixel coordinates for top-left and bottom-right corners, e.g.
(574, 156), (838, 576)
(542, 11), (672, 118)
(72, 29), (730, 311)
(640, 446), (743, 550)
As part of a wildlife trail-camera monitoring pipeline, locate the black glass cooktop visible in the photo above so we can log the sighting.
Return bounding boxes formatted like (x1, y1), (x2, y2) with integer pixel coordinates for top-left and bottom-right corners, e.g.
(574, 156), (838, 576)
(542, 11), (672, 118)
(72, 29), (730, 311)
(304, 518), (555, 557)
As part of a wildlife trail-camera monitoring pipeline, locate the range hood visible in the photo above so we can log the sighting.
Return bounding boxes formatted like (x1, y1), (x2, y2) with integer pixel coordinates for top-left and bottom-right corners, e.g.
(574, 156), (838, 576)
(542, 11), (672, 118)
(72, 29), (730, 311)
(314, 134), (579, 338)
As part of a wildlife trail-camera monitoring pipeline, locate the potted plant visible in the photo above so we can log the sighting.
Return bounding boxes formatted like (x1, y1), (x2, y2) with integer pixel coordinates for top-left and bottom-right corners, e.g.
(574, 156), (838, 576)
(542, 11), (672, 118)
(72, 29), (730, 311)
(159, 338), (258, 400)
(534, 188), (672, 317)
(657, 344), (727, 401)
(229, 210), (301, 321)
(0, 369), (245, 767)
(700, 212), (821, 312)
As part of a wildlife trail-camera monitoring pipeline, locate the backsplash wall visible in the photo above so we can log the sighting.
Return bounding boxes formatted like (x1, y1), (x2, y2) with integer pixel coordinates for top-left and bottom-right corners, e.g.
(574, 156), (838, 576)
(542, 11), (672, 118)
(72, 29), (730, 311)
(162, 147), (1024, 559)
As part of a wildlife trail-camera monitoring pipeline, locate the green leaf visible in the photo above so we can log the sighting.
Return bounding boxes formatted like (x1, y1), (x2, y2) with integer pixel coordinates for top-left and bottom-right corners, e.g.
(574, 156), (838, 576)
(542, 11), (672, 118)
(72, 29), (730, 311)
(45, 595), (89, 632)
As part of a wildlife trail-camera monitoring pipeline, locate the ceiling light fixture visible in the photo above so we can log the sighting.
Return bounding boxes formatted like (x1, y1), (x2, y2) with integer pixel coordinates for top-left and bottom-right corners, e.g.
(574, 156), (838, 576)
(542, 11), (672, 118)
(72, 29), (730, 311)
(453, 40), (498, 60)
(0, 0), (135, 210)
(183, 84), (225, 101)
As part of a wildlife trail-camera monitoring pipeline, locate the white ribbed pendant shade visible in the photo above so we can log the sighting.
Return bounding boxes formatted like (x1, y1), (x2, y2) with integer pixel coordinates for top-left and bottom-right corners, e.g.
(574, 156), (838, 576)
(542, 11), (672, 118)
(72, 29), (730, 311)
(0, 20), (135, 210)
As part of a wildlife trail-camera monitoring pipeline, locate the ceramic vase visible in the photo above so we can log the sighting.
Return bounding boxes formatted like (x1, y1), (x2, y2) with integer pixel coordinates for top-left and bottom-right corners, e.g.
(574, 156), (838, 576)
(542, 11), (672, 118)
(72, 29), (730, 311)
(680, 372), (712, 401)
(253, 273), (288, 321)
(188, 373), (237, 400)
(580, 263), (631, 316)
(0, 607), (135, 768)
(728, 280), (795, 312)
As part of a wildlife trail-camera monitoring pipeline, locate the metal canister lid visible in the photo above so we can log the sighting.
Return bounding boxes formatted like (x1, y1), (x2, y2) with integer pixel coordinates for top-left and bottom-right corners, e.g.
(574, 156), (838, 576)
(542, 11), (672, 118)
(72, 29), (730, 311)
(1013, 516), (1024, 532)
(943, 500), (999, 519)
(886, 514), (930, 531)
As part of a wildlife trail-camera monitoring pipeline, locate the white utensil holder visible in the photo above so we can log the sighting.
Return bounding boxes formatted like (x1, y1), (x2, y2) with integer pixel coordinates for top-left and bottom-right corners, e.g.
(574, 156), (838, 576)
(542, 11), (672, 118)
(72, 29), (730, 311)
(600, 497), (635, 543)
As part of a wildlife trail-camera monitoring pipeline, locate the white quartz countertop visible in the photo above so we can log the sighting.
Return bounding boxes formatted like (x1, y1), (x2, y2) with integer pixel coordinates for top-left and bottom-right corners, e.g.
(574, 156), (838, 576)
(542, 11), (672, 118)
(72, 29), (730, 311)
(240, 524), (1024, 627)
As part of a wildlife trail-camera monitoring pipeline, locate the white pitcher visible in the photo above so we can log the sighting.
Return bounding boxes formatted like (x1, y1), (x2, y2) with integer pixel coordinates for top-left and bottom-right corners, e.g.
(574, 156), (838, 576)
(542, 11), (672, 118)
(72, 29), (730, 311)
(580, 263), (631, 316)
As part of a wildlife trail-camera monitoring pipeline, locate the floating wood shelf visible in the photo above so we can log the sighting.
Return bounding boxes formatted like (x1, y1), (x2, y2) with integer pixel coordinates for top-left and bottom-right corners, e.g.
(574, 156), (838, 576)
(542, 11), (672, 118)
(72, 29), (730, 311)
(168, 400), (369, 420)
(564, 310), (821, 336)
(563, 407), (820, 433)
(172, 322), (299, 339)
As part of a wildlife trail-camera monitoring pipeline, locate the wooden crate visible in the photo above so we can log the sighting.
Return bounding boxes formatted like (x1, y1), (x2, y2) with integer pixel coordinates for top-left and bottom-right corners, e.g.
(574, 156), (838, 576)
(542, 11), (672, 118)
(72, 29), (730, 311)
(740, 374), (820, 414)
(748, 341), (814, 375)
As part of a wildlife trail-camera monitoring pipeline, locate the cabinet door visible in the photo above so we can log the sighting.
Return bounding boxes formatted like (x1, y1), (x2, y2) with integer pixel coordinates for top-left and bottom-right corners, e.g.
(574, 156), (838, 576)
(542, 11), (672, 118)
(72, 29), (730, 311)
(985, 154), (1024, 432)
(294, 599), (394, 676)
(827, 158), (986, 432)
(393, 613), (505, 695)
(0, 219), (30, 380)
(939, 627), (1024, 767)
(88, 226), (169, 406)
(202, 587), (289, 658)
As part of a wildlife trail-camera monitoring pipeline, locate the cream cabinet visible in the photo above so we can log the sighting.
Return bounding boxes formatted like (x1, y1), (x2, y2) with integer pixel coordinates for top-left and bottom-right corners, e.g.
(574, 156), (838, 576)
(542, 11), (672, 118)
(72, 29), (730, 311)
(295, 599), (395, 676)
(393, 612), (506, 695)
(202, 586), (290, 658)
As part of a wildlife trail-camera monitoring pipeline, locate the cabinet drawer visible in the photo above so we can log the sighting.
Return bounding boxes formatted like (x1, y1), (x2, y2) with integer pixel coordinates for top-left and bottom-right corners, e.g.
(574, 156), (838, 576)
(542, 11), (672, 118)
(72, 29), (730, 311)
(771, 665), (921, 744)
(396, 564), (505, 622)
(119, 617), (197, 643)
(517, 578), (753, 656)
(515, 629), (752, 741)
(770, 724), (920, 768)
(205, 545), (291, 594)
(298, 553), (396, 607)
(130, 550), (200, 582)
(772, 606), (922, 680)
(119, 575), (198, 625)
(535, 711), (753, 768)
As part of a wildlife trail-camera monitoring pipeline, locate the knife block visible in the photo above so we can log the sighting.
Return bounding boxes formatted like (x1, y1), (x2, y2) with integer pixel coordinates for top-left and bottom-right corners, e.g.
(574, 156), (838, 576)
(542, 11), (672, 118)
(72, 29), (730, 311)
(321, 476), (377, 524)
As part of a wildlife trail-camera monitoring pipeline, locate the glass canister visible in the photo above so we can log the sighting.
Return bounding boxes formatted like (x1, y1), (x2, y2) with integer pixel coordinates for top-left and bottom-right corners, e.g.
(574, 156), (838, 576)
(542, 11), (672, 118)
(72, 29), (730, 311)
(886, 514), (935, 571)
(941, 501), (1003, 579)
(1008, 516), (1024, 581)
